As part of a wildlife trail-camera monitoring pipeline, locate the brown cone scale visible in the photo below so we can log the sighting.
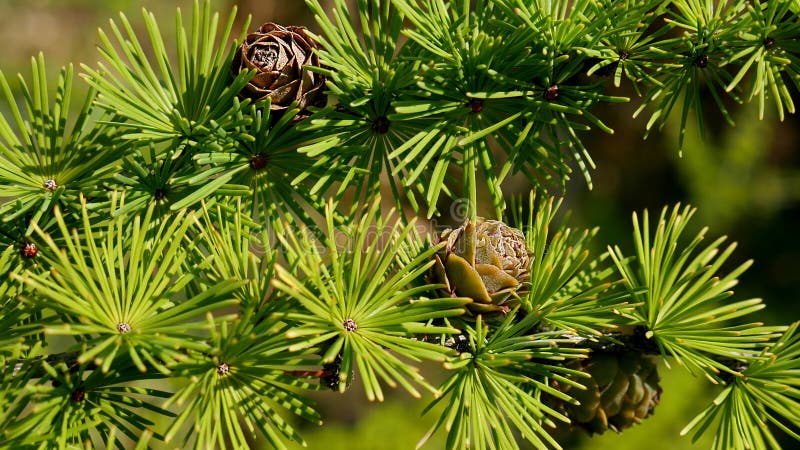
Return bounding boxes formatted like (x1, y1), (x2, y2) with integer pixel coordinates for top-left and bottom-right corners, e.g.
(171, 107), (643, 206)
(232, 23), (326, 112)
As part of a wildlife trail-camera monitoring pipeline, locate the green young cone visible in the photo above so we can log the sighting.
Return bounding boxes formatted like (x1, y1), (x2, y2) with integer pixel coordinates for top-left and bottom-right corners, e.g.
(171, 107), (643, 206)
(433, 218), (531, 313)
(553, 351), (662, 434)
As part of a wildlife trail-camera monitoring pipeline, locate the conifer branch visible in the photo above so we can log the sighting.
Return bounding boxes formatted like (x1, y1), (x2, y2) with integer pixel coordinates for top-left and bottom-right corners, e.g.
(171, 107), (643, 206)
(1, 0), (799, 449)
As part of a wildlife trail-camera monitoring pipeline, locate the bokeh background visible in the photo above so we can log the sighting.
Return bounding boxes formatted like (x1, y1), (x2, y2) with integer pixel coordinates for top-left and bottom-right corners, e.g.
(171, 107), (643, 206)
(0, 0), (797, 449)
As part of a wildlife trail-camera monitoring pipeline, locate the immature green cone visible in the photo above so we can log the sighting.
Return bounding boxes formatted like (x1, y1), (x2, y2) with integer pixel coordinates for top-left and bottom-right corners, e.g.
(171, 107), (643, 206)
(556, 351), (662, 434)
(433, 218), (531, 313)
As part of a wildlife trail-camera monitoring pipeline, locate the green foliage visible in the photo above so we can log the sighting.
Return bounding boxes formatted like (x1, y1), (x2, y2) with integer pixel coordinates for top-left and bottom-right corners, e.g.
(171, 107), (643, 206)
(0, 0), (798, 449)
(14, 194), (244, 374)
(3, 358), (172, 448)
(682, 322), (800, 449)
(421, 313), (588, 450)
(725, 0), (800, 120)
(634, 0), (744, 151)
(518, 195), (630, 334)
(0, 56), (119, 232)
(0, 246), (30, 354)
(272, 200), (470, 400)
(609, 205), (786, 381)
(81, 1), (252, 144)
(192, 102), (337, 232)
(302, 0), (428, 216)
(79, 1), (255, 214)
(163, 317), (322, 450)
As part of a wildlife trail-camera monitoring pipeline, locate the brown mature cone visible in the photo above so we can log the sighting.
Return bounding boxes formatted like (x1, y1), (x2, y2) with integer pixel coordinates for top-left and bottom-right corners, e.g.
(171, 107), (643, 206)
(433, 218), (531, 314)
(231, 23), (326, 111)
(550, 351), (662, 435)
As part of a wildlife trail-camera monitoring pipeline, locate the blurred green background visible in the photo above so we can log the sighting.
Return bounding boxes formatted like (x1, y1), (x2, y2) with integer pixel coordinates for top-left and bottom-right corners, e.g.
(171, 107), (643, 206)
(0, 0), (797, 448)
